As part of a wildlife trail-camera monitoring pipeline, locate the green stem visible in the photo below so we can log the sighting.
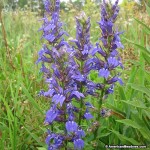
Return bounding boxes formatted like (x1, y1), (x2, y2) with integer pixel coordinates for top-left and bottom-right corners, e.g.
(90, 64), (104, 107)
(51, 124), (53, 132)
(98, 90), (104, 121)
(63, 103), (67, 150)
(94, 79), (106, 149)
(0, 10), (16, 70)
(78, 85), (83, 125)
(61, 82), (68, 149)
(94, 89), (104, 138)
(78, 60), (84, 126)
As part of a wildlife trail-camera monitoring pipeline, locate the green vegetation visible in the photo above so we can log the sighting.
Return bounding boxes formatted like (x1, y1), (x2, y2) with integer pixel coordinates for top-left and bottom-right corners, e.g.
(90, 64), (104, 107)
(0, 0), (150, 149)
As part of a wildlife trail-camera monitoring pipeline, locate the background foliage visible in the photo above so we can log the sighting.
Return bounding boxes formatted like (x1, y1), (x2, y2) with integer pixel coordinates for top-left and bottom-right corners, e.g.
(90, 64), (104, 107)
(0, 0), (150, 149)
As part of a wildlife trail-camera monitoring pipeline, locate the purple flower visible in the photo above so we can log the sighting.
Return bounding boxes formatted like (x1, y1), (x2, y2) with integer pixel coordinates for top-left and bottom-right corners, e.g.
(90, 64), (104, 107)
(107, 76), (123, 85)
(46, 131), (64, 150)
(40, 64), (50, 75)
(45, 105), (58, 124)
(91, 43), (106, 57)
(37, 0), (124, 149)
(86, 89), (95, 96)
(44, 34), (56, 42)
(96, 83), (105, 90)
(106, 84), (114, 94)
(112, 32), (124, 49)
(111, 0), (119, 21)
(66, 121), (78, 133)
(43, 0), (51, 13)
(74, 139), (84, 150)
(85, 1), (124, 141)
(76, 128), (85, 138)
(85, 102), (94, 108)
(72, 73), (86, 82)
(52, 94), (66, 106)
(92, 57), (104, 70)
(100, 37), (108, 47)
(52, 136), (64, 149)
(99, 68), (110, 78)
(70, 91), (84, 99)
(51, 64), (61, 79)
(100, 108), (111, 117)
(98, 20), (113, 36)
(45, 132), (55, 145)
(90, 0), (124, 100)
(110, 49), (118, 57)
(84, 111), (93, 120)
(75, 15), (91, 45)
(44, 21), (56, 31)
(43, 89), (55, 97)
(83, 58), (95, 73)
(72, 14), (92, 61)
(37, 1), (88, 149)
(38, 2), (66, 60)
(36, 45), (52, 64)
(107, 57), (119, 69)
(100, 108), (107, 117)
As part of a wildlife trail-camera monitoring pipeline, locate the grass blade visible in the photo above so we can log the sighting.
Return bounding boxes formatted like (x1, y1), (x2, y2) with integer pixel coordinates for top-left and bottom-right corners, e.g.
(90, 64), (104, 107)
(22, 85), (43, 114)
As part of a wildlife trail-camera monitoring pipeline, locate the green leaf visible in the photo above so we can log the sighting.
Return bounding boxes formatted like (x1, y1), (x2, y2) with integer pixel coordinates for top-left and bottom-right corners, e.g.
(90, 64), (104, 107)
(128, 83), (150, 97)
(145, 2), (150, 16)
(37, 148), (46, 150)
(123, 38), (150, 55)
(24, 127), (45, 147)
(85, 134), (94, 142)
(139, 128), (150, 140)
(97, 132), (111, 138)
(116, 119), (141, 129)
(22, 85), (43, 114)
(134, 18), (150, 32)
(142, 53), (150, 65)
(105, 103), (126, 118)
(116, 119), (150, 140)
(118, 87), (126, 100)
(125, 66), (138, 93)
(0, 73), (6, 80)
(143, 109), (150, 118)
(110, 130), (140, 145)
(121, 100), (147, 109)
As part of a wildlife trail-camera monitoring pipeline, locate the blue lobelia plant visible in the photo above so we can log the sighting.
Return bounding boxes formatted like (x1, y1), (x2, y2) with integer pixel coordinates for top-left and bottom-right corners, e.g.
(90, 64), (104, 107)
(70, 12), (96, 125)
(89, 0), (124, 146)
(37, 0), (86, 149)
(37, 0), (124, 149)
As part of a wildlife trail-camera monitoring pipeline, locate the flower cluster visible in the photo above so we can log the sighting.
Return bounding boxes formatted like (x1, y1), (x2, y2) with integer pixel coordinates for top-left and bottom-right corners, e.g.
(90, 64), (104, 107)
(71, 12), (95, 124)
(86, 0), (124, 140)
(90, 0), (123, 98)
(37, 0), (124, 149)
(37, 0), (86, 149)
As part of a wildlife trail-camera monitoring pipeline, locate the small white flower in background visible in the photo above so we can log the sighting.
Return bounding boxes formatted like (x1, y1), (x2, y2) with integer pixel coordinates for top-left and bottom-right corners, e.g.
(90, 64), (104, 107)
(128, 18), (133, 22)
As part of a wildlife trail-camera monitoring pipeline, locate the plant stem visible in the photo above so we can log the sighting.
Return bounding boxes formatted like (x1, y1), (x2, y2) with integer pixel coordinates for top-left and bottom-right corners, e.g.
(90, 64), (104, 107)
(64, 102), (67, 150)
(78, 60), (84, 126)
(94, 79), (106, 149)
(51, 124), (53, 132)
(94, 88), (104, 138)
(78, 85), (83, 125)
(63, 102), (67, 149)
(0, 9), (16, 70)
(61, 81), (68, 149)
